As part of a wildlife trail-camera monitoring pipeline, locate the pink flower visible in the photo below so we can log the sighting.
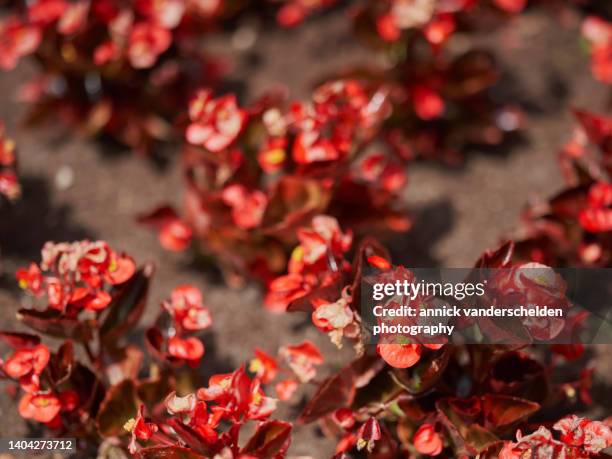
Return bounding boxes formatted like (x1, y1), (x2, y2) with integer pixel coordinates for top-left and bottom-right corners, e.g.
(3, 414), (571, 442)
(186, 90), (247, 153)
(127, 23), (171, 69)
(0, 17), (41, 70)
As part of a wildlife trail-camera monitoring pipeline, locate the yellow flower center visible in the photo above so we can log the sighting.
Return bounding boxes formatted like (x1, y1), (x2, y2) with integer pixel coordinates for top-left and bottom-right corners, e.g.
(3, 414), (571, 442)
(123, 418), (136, 432)
(249, 358), (263, 374)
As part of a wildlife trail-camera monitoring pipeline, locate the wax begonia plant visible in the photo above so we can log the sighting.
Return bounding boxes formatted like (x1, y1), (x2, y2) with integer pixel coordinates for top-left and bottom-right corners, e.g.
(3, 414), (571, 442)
(141, 80), (412, 284)
(0, 0), (232, 153)
(259, 214), (611, 458)
(2, 240), (328, 458)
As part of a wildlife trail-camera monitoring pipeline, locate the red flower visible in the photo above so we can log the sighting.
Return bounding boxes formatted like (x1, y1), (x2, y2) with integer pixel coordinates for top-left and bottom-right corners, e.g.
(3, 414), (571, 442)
(126, 405), (159, 454)
(277, 2), (305, 28)
(257, 137), (287, 173)
(297, 215), (352, 265)
(293, 129), (339, 164)
(105, 253), (136, 285)
(553, 415), (588, 446)
(136, 0), (186, 29)
(493, 0), (527, 14)
(127, 23), (171, 69)
(413, 423), (443, 456)
(554, 415), (612, 453)
(591, 45), (612, 84)
(0, 171), (21, 200)
(412, 85), (444, 121)
(139, 206), (193, 251)
(489, 262), (568, 340)
(279, 341), (323, 383)
(0, 129), (16, 166)
(3, 344), (50, 380)
(332, 408), (355, 430)
(275, 379), (298, 401)
(18, 392), (61, 423)
(186, 90), (247, 153)
(221, 184), (268, 230)
(579, 182), (612, 232)
(168, 336), (205, 365)
(93, 41), (120, 66)
(583, 419), (612, 453)
(376, 13), (401, 42)
(367, 255), (391, 270)
(165, 285), (212, 331)
(16, 263), (43, 294)
(264, 273), (314, 313)
(27, 0), (68, 25)
(376, 343), (421, 368)
(582, 16), (612, 84)
(57, 1), (89, 35)
(80, 289), (112, 311)
(423, 14), (455, 49)
(249, 348), (278, 384)
(356, 417), (381, 452)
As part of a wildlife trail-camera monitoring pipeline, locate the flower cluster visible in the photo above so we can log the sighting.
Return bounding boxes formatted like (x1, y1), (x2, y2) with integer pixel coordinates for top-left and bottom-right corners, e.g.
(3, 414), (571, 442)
(1, 339), (80, 427)
(0, 0), (229, 152)
(126, 338), (324, 456)
(3, 240), (308, 458)
(500, 415), (612, 458)
(125, 367), (288, 456)
(16, 240), (136, 313)
(348, 0), (526, 164)
(261, 216), (604, 456)
(0, 123), (20, 201)
(145, 285), (212, 367)
(143, 79), (411, 282)
(366, 0), (527, 46)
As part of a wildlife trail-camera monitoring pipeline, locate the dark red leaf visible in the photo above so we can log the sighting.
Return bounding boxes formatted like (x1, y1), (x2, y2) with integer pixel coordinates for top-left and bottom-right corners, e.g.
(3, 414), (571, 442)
(299, 363), (357, 424)
(482, 394), (540, 430)
(241, 420), (293, 458)
(16, 308), (93, 341)
(100, 263), (154, 343)
(96, 379), (140, 437)
(0, 331), (40, 348)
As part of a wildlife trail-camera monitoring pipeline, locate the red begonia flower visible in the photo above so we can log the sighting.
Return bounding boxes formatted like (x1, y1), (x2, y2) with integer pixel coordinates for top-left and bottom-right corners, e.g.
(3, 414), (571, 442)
(412, 85), (444, 121)
(168, 336), (205, 364)
(16, 263), (43, 294)
(280, 341), (323, 383)
(249, 348), (278, 384)
(376, 343), (422, 368)
(413, 423), (443, 456)
(275, 379), (298, 401)
(186, 90), (247, 153)
(493, 0), (527, 13)
(18, 392), (61, 423)
(127, 23), (171, 69)
(0, 18), (41, 70)
(356, 417), (381, 452)
(332, 408), (355, 430)
(3, 344), (50, 379)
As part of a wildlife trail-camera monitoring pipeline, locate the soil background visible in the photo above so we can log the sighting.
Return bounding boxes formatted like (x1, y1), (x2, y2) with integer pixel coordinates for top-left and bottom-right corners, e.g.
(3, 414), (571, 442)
(1, 6), (612, 458)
